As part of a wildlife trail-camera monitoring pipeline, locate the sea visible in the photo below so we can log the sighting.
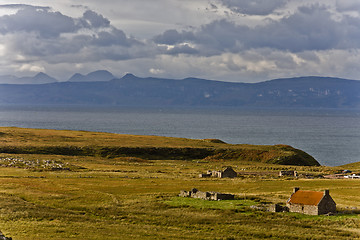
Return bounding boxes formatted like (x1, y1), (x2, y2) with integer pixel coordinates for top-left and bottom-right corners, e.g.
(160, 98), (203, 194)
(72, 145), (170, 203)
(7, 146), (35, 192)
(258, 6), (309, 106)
(0, 105), (359, 167)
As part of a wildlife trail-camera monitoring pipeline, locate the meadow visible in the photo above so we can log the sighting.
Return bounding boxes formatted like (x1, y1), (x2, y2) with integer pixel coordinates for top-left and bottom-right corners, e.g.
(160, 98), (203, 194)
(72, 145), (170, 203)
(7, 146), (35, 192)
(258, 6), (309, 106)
(0, 127), (359, 239)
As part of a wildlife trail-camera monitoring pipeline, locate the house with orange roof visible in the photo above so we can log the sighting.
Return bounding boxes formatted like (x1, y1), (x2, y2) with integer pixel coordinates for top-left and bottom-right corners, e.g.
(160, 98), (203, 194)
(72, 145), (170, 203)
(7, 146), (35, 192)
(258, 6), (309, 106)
(286, 187), (336, 215)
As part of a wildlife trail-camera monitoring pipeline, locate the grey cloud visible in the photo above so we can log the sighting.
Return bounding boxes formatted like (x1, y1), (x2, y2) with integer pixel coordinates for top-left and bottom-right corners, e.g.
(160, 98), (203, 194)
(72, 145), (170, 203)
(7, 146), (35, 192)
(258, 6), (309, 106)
(0, 5), (148, 64)
(336, 0), (360, 12)
(0, 4), (50, 11)
(297, 52), (320, 63)
(250, 5), (342, 51)
(154, 4), (360, 54)
(80, 10), (110, 28)
(9, 28), (144, 62)
(153, 20), (246, 56)
(166, 45), (199, 55)
(0, 7), (77, 38)
(153, 29), (195, 45)
(91, 28), (132, 47)
(197, 19), (247, 52)
(219, 0), (288, 15)
(8, 32), (89, 57)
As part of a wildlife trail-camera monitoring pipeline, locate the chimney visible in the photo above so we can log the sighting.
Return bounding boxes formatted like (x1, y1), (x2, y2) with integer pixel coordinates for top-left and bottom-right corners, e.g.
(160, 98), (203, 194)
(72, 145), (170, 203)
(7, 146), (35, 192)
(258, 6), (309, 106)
(293, 187), (300, 193)
(324, 189), (329, 196)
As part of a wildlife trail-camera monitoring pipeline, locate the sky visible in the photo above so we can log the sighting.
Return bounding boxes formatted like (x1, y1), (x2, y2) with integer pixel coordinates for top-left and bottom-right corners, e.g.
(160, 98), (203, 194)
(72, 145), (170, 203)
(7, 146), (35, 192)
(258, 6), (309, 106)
(0, 0), (360, 82)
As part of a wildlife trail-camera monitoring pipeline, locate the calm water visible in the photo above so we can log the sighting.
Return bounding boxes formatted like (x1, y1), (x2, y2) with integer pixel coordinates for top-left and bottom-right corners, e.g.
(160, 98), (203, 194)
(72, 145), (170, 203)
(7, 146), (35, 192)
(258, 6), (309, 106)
(0, 105), (359, 166)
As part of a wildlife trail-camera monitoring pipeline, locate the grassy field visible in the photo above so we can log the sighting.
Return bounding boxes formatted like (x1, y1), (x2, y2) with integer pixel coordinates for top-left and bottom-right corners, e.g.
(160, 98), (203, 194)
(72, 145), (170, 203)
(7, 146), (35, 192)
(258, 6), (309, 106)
(0, 128), (359, 239)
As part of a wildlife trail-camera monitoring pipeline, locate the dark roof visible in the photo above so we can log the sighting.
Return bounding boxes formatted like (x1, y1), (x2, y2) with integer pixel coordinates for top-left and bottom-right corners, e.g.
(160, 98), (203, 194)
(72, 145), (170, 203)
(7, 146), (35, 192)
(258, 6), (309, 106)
(288, 190), (324, 206)
(223, 167), (235, 171)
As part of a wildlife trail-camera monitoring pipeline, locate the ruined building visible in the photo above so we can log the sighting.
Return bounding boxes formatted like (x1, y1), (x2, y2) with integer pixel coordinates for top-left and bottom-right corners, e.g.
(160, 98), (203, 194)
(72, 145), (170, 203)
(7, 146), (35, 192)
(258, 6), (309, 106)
(279, 170), (298, 177)
(199, 166), (237, 178)
(179, 188), (235, 201)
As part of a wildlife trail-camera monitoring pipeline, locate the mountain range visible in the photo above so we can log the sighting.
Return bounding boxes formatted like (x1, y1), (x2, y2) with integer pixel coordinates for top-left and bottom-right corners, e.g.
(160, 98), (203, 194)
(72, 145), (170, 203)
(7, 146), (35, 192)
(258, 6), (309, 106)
(0, 70), (114, 84)
(68, 70), (115, 82)
(0, 72), (57, 84)
(0, 71), (359, 108)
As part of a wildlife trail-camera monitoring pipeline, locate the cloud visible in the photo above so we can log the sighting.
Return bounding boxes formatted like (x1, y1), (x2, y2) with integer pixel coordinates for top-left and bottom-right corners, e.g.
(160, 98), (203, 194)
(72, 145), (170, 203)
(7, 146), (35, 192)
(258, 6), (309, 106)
(154, 4), (360, 54)
(1, 2), (360, 83)
(0, 4), (50, 11)
(0, 4), (151, 69)
(162, 44), (199, 55)
(19, 64), (45, 73)
(218, 0), (288, 15)
(91, 27), (137, 47)
(149, 68), (164, 74)
(80, 10), (110, 28)
(0, 7), (77, 38)
(336, 0), (360, 12)
(153, 29), (195, 45)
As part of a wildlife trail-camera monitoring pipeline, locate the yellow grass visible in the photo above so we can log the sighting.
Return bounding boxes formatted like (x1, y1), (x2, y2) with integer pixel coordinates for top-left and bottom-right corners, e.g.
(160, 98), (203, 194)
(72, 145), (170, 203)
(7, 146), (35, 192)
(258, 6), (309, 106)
(0, 127), (358, 239)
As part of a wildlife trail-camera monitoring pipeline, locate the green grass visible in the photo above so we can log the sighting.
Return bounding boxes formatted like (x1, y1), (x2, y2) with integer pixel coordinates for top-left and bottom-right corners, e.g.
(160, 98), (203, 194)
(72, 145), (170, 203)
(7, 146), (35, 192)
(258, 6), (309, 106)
(165, 197), (259, 210)
(0, 128), (358, 239)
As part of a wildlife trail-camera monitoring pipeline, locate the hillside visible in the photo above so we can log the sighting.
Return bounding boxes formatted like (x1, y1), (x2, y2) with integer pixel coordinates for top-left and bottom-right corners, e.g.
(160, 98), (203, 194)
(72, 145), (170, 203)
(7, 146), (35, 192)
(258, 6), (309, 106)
(0, 74), (359, 108)
(1, 128), (360, 240)
(0, 127), (320, 166)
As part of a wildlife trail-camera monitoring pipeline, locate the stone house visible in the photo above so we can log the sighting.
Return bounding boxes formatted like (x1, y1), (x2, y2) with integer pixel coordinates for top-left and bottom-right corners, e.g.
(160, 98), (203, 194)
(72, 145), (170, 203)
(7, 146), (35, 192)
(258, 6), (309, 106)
(217, 166), (237, 178)
(199, 166), (237, 178)
(286, 187), (336, 215)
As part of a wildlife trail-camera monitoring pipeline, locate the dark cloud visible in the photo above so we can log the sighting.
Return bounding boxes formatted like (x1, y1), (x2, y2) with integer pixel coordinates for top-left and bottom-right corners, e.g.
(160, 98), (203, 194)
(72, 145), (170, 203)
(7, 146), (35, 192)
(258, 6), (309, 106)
(219, 0), (288, 15)
(0, 7), (77, 38)
(0, 4), (146, 63)
(80, 10), (110, 28)
(153, 29), (195, 45)
(197, 19), (247, 53)
(250, 5), (342, 51)
(0, 6), (112, 39)
(91, 28), (130, 46)
(154, 4), (360, 54)
(91, 27), (143, 48)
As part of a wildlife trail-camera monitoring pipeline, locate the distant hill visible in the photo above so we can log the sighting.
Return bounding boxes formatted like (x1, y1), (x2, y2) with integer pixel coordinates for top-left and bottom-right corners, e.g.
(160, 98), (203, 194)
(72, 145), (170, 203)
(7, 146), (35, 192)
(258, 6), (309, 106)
(0, 73), (359, 108)
(0, 127), (320, 166)
(68, 70), (115, 82)
(0, 72), (57, 84)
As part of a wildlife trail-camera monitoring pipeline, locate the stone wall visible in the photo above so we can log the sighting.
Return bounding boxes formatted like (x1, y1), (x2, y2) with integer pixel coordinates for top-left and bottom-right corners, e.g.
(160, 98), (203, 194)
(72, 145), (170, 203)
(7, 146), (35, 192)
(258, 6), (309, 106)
(179, 188), (234, 201)
(288, 204), (319, 215)
(0, 231), (12, 240)
(279, 171), (297, 177)
(269, 204), (289, 212)
(318, 195), (336, 214)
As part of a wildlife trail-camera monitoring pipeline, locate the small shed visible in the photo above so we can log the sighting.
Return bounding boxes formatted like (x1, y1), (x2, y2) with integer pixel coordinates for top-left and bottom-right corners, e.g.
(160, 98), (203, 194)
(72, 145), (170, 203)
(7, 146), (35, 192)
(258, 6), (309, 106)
(286, 187), (336, 215)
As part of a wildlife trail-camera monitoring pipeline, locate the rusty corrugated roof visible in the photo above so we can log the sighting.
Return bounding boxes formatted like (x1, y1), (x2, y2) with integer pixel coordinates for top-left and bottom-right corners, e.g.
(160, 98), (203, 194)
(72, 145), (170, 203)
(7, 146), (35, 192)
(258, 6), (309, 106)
(288, 190), (324, 206)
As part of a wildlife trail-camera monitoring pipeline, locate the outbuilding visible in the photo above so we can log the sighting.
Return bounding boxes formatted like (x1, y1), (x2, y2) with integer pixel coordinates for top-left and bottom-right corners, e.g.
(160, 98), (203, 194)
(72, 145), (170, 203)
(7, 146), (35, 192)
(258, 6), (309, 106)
(286, 187), (336, 215)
